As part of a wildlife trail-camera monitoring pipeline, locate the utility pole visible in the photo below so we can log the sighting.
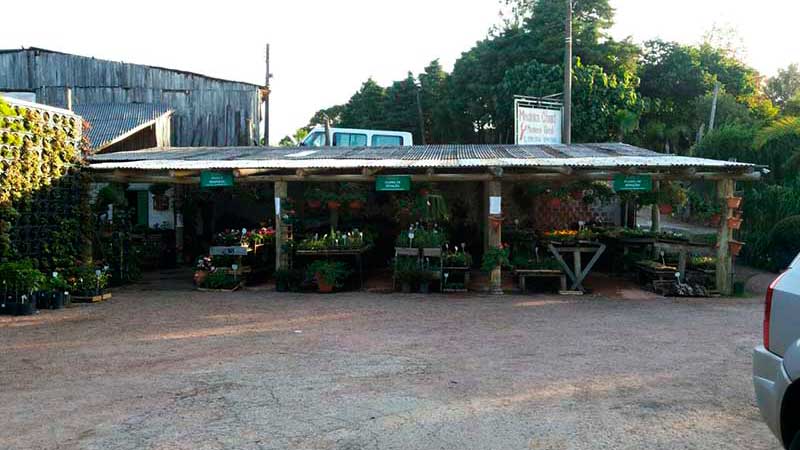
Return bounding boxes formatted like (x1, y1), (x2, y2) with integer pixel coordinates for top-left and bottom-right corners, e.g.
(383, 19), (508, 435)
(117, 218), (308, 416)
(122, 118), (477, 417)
(562, 0), (573, 145)
(415, 85), (427, 145)
(709, 81), (720, 132)
(264, 43), (272, 146)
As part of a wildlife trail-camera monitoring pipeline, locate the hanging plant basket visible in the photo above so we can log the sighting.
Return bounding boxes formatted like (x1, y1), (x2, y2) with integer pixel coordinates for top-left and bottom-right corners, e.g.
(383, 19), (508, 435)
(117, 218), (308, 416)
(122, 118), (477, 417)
(489, 215), (504, 231)
(658, 204), (674, 215)
(729, 240), (745, 256)
(153, 194), (170, 211)
(307, 199), (322, 209)
(348, 200), (364, 210)
(727, 197), (743, 209)
(727, 217), (743, 230)
(327, 200), (341, 210)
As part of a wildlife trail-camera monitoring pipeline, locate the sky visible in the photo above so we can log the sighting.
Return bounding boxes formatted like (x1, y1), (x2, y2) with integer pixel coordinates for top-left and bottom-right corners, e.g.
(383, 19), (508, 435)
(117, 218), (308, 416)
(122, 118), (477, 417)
(1, 0), (798, 144)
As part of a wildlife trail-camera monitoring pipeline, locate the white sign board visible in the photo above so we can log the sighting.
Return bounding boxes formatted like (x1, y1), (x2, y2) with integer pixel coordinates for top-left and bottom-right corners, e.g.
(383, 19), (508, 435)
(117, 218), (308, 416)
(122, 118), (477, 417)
(515, 105), (562, 145)
(489, 196), (502, 215)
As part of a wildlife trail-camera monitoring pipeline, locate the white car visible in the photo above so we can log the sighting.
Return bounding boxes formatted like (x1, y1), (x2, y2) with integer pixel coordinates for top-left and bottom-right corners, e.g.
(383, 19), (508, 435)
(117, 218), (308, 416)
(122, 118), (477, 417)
(754, 253), (800, 449)
(301, 126), (413, 147)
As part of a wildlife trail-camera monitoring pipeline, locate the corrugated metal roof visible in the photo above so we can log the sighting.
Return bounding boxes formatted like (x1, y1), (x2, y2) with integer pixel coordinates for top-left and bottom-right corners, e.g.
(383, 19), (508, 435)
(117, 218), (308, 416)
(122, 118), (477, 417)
(88, 143), (755, 171)
(74, 103), (172, 150)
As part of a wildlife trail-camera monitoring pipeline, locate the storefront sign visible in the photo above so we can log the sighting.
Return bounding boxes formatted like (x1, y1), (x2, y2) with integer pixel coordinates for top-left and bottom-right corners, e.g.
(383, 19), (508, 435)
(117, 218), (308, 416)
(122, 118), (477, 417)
(200, 171), (234, 188)
(515, 105), (563, 145)
(613, 174), (653, 192)
(376, 175), (411, 191)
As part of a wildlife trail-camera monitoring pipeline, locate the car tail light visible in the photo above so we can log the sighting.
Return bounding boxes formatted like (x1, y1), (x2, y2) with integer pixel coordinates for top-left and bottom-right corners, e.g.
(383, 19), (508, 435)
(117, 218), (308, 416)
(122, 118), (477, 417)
(764, 272), (788, 351)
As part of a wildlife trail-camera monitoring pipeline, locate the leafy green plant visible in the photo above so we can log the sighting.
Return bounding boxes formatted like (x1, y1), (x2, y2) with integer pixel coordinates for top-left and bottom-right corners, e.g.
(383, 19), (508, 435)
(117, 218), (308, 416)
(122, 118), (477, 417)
(481, 246), (510, 272)
(0, 260), (46, 293)
(66, 265), (110, 295)
(201, 271), (240, 290)
(306, 260), (351, 288)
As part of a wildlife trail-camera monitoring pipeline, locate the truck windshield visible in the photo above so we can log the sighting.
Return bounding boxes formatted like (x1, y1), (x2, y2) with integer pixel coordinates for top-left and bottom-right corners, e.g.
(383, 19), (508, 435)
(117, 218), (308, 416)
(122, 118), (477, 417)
(302, 132), (326, 147)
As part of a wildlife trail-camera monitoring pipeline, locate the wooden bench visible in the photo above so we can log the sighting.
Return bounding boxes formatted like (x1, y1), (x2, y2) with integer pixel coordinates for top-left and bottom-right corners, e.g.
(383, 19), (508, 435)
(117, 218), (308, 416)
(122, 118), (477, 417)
(514, 269), (567, 293)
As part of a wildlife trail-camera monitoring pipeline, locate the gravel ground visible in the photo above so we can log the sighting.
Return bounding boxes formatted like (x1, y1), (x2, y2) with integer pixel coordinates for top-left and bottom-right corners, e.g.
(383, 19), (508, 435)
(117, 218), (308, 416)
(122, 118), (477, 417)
(0, 287), (782, 450)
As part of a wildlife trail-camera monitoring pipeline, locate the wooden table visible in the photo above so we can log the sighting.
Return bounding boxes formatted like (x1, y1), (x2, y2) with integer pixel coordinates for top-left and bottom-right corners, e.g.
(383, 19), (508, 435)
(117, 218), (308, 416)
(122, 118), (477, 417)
(295, 245), (372, 289)
(547, 242), (607, 292)
(514, 269), (567, 293)
(653, 240), (714, 282)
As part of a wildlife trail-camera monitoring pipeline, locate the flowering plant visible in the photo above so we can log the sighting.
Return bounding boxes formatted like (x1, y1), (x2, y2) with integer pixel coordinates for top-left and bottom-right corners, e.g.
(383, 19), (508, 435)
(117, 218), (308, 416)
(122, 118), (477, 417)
(196, 256), (214, 272)
(245, 227), (275, 247)
(481, 244), (511, 272)
(214, 229), (243, 246)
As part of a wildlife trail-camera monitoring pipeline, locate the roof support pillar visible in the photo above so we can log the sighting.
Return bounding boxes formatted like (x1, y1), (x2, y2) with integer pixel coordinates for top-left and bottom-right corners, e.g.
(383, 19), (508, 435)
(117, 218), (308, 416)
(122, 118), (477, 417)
(274, 181), (289, 272)
(716, 178), (735, 295)
(486, 180), (503, 295)
(650, 180), (661, 233)
(173, 184), (185, 265)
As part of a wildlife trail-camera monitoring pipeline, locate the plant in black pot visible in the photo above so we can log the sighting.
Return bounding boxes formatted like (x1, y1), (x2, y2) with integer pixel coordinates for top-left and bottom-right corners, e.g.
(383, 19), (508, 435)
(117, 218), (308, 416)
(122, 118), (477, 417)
(394, 257), (421, 293)
(40, 273), (71, 310)
(0, 260), (46, 315)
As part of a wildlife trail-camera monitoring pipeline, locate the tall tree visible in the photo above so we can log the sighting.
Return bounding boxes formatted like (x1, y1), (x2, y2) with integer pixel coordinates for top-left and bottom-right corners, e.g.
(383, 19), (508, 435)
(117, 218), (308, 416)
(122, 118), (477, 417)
(766, 64), (800, 109)
(339, 79), (388, 129)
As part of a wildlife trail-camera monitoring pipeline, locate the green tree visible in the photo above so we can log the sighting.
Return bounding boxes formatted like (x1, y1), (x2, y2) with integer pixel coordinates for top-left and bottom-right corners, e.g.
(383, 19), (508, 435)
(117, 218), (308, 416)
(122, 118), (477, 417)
(766, 64), (800, 108)
(340, 78), (388, 129)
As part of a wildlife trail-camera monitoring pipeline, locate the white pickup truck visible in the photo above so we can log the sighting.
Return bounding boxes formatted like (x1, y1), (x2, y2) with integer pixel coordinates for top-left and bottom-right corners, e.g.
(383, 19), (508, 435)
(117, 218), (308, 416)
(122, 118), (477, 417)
(754, 253), (800, 449)
(300, 126), (413, 147)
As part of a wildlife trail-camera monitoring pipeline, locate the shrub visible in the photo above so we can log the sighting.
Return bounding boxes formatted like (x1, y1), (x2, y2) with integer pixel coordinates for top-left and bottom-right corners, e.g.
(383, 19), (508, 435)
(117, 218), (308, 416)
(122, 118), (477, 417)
(0, 260), (46, 293)
(769, 215), (800, 270)
(306, 260), (350, 288)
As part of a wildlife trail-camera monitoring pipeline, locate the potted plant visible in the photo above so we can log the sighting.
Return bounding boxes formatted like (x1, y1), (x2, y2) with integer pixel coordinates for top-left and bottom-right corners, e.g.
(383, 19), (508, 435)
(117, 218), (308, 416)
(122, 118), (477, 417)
(194, 256), (213, 286)
(306, 260), (350, 293)
(0, 260), (45, 315)
(481, 245), (511, 273)
(727, 196), (743, 209)
(727, 216), (743, 230)
(729, 240), (745, 256)
(395, 259), (420, 293)
(418, 270), (434, 294)
(274, 268), (298, 292)
(40, 274), (71, 310)
(304, 187), (325, 209)
(149, 184), (171, 211)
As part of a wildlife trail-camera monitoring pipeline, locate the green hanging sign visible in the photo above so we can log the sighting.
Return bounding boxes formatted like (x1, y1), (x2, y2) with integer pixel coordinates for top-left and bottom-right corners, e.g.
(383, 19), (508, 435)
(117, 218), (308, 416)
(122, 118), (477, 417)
(613, 174), (653, 192)
(200, 171), (234, 188)
(375, 175), (411, 192)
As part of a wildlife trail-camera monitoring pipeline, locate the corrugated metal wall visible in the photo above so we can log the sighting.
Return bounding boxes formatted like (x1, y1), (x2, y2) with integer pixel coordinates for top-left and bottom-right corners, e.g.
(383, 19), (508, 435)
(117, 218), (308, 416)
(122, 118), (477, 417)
(0, 49), (262, 147)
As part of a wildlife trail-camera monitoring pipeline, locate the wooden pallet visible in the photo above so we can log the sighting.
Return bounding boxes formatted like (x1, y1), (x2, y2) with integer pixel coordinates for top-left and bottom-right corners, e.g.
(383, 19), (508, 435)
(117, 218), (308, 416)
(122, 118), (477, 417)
(71, 293), (112, 303)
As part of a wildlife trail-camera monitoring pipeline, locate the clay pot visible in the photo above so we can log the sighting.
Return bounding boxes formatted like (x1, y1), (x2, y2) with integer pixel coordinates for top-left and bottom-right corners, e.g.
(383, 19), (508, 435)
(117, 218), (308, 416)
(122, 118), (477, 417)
(307, 199), (322, 209)
(727, 197), (743, 209)
(348, 200), (364, 210)
(659, 204), (673, 215)
(709, 214), (722, 227)
(193, 270), (209, 286)
(326, 200), (341, 210)
(727, 217), (743, 230)
(570, 191), (584, 201)
(316, 275), (334, 293)
(729, 240), (745, 257)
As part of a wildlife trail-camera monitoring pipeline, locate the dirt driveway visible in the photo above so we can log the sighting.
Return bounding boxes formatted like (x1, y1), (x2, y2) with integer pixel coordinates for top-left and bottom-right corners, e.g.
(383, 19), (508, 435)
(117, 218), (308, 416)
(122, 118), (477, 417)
(0, 287), (781, 450)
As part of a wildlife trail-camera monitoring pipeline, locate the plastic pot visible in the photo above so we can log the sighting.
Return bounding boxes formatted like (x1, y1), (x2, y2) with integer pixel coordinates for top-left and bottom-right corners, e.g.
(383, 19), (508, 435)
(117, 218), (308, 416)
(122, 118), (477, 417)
(419, 282), (430, 294)
(326, 200), (341, 210)
(727, 197), (743, 209)
(15, 297), (36, 316)
(348, 200), (364, 210)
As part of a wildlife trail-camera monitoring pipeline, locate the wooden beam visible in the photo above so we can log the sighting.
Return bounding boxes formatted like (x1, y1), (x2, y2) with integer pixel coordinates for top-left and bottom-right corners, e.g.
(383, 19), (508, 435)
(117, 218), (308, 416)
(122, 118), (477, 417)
(486, 180), (503, 295)
(716, 178), (735, 295)
(362, 168), (381, 177)
(169, 170), (199, 178)
(275, 181), (288, 271)
(234, 168), (271, 178)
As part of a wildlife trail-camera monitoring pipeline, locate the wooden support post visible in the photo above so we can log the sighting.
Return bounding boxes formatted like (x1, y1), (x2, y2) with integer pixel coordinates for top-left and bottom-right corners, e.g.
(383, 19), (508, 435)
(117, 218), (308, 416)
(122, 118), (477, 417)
(274, 181), (289, 271)
(651, 180), (661, 233)
(487, 180), (503, 295)
(716, 178), (735, 295)
(173, 184), (185, 266)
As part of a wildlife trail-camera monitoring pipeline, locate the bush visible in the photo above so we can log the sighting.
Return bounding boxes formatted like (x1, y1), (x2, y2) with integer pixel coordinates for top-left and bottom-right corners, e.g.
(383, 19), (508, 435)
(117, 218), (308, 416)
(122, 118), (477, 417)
(769, 215), (800, 269)
(306, 260), (350, 288)
(0, 260), (45, 293)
